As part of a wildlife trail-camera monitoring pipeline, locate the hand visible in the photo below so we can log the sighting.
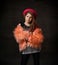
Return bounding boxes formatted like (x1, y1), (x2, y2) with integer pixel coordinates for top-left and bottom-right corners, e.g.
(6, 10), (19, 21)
(27, 42), (33, 47)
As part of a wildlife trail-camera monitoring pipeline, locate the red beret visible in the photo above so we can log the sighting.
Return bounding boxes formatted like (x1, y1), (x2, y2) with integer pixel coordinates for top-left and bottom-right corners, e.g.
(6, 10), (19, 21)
(23, 8), (37, 18)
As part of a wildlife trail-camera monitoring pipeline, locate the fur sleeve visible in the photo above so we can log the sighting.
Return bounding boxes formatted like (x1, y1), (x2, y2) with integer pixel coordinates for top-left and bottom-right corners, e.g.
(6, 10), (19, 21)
(13, 24), (25, 43)
(28, 28), (44, 48)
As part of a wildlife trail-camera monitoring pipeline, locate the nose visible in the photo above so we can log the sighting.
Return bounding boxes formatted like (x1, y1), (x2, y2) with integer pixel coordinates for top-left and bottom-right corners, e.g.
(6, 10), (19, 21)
(27, 17), (30, 21)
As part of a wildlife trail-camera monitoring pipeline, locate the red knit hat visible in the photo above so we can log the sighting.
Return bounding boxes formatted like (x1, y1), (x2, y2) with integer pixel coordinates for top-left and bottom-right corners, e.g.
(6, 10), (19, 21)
(23, 8), (37, 18)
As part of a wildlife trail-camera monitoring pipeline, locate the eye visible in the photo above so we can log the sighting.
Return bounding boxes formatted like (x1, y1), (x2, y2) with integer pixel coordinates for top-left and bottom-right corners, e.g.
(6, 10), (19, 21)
(26, 15), (29, 17)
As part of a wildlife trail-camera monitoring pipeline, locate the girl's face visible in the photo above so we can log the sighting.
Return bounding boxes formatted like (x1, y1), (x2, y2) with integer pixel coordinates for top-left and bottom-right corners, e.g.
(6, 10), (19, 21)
(25, 13), (33, 24)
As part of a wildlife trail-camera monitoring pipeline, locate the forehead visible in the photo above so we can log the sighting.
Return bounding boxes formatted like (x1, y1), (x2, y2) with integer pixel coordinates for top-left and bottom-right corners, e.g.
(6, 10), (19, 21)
(26, 13), (33, 17)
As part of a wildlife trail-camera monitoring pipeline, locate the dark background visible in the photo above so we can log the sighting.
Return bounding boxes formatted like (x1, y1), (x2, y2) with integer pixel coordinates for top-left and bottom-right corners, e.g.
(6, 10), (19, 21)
(0, 0), (57, 65)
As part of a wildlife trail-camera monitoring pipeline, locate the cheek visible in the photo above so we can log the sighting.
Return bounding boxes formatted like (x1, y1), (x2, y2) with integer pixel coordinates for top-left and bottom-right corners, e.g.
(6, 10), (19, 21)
(25, 17), (28, 20)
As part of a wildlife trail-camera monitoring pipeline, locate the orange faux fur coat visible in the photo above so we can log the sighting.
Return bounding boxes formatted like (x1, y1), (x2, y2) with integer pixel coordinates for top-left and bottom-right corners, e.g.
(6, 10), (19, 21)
(13, 23), (44, 51)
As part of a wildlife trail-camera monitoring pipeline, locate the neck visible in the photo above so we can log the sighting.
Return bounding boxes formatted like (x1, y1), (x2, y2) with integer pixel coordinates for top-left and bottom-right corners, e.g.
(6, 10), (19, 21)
(24, 22), (31, 27)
